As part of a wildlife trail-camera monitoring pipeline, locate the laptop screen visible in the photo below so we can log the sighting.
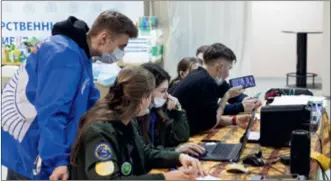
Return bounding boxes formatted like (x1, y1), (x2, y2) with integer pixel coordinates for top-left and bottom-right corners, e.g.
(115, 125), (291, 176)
(240, 110), (256, 147)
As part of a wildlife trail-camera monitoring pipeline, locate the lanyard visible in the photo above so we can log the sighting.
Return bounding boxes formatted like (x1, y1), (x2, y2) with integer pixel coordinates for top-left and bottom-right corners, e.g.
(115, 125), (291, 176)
(150, 111), (157, 145)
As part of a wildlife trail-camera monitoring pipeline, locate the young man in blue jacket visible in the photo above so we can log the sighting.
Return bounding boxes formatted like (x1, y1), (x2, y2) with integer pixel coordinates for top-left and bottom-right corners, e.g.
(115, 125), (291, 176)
(1, 10), (138, 180)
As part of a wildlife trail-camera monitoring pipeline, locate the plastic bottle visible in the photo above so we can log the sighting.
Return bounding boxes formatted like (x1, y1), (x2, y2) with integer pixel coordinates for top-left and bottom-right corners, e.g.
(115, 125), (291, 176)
(13, 49), (21, 63)
(3, 47), (9, 63)
(156, 31), (164, 56)
(150, 35), (158, 58)
(20, 49), (27, 62)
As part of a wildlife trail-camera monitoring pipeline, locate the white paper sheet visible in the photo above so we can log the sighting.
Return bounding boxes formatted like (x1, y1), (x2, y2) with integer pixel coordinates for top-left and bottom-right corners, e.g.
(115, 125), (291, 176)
(270, 95), (327, 107)
(248, 131), (260, 140)
(196, 175), (222, 180)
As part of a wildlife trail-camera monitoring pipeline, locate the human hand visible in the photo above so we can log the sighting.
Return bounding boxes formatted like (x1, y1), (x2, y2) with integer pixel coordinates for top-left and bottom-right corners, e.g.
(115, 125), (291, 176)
(175, 143), (206, 156)
(235, 114), (255, 129)
(179, 154), (206, 177)
(242, 97), (262, 112)
(49, 166), (69, 180)
(226, 86), (245, 98)
(167, 94), (180, 110)
(179, 167), (204, 180)
(242, 98), (258, 112)
(254, 99), (263, 108)
(163, 170), (192, 180)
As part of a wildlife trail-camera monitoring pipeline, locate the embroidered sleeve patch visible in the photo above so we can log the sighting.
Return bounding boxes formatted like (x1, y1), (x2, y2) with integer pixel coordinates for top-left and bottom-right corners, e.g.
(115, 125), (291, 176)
(95, 161), (115, 176)
(94, 143), (112, 161)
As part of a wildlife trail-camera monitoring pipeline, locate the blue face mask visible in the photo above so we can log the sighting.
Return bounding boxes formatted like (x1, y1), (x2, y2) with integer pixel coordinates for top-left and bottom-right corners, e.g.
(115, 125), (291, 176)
(96, 75), (117, 87)
(101, 48), (125, 64)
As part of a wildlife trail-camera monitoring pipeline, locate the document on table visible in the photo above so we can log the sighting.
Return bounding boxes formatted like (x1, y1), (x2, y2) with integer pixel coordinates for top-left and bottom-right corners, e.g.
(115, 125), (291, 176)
(254, 113), (260, 120)
(196, 175), (222, 180)
(248, 131), (260, 141)
(271, 95), (327, 107)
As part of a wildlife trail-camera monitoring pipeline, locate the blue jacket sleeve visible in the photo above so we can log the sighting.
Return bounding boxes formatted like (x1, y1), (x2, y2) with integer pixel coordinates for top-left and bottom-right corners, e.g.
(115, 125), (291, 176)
(219, 81), (248, 103)
(35, 49), (82, 169)
(87, 83), (100, 109)
(224, 103), (244, 115)
(228, 94), (247, 104)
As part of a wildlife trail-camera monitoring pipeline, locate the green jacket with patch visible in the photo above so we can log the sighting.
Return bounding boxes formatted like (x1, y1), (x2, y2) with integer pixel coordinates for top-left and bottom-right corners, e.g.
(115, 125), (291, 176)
(70, 120), (181, 180)
(135, 107), (190, 150)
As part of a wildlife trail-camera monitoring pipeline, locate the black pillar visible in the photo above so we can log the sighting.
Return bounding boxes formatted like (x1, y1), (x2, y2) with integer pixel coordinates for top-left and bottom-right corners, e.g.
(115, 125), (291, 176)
(296, 33), (308, 87)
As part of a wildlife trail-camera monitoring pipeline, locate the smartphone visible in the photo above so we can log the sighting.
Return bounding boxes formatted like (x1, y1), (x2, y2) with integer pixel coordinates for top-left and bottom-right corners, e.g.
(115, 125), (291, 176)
(229, 75), (256, 89)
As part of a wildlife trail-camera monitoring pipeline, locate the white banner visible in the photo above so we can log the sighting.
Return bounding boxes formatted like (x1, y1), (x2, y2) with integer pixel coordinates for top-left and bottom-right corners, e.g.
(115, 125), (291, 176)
(1, 1), (144, 46)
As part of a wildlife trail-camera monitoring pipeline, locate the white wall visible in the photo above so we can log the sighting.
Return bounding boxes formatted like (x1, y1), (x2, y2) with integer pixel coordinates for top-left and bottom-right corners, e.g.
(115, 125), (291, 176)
(159, 1), (252, 79)
(251, 1), (324, 78)
(322, 1), (330, 97)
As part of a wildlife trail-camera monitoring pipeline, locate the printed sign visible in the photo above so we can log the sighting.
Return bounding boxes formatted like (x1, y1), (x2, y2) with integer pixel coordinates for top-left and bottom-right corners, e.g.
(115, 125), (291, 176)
(1, 1), (143, 65)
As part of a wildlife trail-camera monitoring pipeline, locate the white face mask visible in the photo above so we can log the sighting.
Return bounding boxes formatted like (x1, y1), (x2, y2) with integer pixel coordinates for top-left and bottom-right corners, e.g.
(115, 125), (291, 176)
(215, 77), (223, 86)
(215, 64), (225, 86)
(100, 48), (125, 64)
(153, 97), (167, 108)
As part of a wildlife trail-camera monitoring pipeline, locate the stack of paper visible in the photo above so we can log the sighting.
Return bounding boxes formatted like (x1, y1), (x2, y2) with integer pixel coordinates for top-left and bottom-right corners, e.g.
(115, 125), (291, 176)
(270, 95), (327, 108)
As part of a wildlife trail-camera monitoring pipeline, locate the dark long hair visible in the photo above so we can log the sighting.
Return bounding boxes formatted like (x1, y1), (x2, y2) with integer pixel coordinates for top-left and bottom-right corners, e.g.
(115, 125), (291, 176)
(137, 63), (171, 143)
(141, 63), (171, 87)
(70, 66), (155, 165)
(170, 57), (200, 86)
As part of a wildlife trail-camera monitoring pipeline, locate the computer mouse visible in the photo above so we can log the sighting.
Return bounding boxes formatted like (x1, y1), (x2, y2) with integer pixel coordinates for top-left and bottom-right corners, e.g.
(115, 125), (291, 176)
(226, 163), (249, 174)
(243, 155), (265, 167)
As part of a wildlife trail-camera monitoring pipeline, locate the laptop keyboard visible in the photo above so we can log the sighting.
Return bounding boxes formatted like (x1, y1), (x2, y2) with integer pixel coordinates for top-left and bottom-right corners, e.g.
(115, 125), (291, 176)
(211, 144), (241, 160)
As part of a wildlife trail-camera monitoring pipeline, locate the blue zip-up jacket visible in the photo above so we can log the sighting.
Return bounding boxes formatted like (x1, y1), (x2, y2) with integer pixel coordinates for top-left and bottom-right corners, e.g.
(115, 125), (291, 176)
(1, 16), (100, 179)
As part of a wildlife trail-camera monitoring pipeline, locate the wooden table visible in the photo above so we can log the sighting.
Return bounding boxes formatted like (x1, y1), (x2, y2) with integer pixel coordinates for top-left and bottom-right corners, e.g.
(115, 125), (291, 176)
(150, 111), (331, 180)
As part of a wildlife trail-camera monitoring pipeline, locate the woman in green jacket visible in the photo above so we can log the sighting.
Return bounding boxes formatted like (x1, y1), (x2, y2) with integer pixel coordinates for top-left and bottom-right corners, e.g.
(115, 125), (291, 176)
(70, 66), (205, 180)
(137, 63), (205, 156)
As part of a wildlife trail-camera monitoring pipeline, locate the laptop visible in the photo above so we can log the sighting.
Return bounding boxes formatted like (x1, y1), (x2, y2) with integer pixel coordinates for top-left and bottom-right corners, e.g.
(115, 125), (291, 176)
(199, 111), (256, 162)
